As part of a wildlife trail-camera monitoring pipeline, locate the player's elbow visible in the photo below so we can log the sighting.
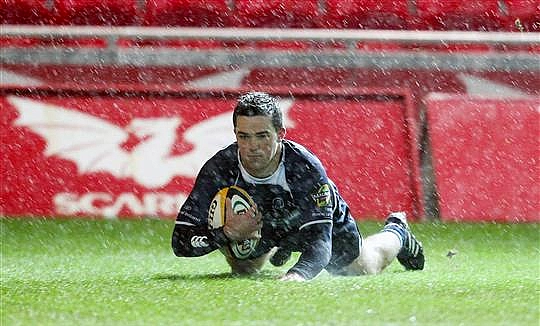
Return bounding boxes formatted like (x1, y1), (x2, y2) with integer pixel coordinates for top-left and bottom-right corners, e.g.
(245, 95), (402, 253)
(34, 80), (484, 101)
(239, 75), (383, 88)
(171, 232), (194, 257)
(171, 240), (200, 257)
(172, 242), (187, 257)
(171, 239), (187, 257)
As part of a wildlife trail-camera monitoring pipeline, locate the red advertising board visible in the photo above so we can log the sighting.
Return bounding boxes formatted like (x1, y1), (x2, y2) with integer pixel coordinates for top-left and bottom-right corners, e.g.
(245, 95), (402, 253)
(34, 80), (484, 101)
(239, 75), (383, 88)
(0, 87), (420, 220)
(427, 96), (540, 222)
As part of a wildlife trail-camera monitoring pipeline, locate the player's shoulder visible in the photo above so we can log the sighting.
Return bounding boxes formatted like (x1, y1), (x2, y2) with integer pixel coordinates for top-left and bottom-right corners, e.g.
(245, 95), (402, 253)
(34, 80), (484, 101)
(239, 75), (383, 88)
(198, 143), (239, 181)
(283, 140), (327, 181)
(204, 143), (238, 166)
(283, 140), (325, 170)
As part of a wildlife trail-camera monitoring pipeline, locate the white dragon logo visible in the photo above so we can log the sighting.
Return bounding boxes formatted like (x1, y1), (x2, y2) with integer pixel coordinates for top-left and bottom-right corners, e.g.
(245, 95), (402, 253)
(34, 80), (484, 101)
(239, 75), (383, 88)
(8, 96), (295, 188)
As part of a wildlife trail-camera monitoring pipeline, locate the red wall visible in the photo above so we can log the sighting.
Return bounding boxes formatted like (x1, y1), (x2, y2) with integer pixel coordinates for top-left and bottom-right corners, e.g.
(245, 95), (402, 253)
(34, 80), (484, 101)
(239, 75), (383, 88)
(427, 96), (540, 222)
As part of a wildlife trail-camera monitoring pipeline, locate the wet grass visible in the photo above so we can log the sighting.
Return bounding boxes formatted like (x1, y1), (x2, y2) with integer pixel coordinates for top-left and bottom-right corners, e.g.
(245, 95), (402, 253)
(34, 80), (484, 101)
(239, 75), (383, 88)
(1, 218), (539, 325)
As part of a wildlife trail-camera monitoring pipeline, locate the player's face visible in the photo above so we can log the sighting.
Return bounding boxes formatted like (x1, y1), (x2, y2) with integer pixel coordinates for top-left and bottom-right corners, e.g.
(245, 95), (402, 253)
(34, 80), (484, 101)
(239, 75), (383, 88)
(235, 115), (285, 178)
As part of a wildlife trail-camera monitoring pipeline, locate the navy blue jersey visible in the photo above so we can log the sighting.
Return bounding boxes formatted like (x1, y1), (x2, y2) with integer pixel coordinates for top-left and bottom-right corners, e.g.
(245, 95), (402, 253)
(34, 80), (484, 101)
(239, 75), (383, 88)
(172, 140), (360, 279)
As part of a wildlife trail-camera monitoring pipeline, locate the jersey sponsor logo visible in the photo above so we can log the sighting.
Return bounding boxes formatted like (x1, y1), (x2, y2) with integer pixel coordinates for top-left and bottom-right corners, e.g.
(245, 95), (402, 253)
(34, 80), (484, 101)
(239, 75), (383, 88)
(312, 184), (332, 208)
(190, 236), (209, 248)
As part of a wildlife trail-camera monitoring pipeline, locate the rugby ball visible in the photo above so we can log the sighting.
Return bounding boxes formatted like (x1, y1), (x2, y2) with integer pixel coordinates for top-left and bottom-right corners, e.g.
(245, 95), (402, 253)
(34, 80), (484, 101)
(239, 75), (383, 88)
(208, 186), (260, 260)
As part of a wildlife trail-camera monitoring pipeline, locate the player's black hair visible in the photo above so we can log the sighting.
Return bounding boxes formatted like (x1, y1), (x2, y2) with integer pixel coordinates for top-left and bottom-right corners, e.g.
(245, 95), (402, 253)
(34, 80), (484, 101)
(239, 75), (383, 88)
(233, 92), (284, 131)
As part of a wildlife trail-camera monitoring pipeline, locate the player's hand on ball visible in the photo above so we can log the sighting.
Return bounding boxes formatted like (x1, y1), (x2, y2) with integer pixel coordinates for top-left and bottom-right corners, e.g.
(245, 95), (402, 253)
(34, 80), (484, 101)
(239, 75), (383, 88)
(279, 272), (306, 282)
(223, 198), (262, 242)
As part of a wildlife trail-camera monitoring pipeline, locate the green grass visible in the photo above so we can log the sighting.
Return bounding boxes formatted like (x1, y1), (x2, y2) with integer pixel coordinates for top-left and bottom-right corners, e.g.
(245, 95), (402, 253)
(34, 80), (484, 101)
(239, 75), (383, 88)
(1, 218), (539, 326)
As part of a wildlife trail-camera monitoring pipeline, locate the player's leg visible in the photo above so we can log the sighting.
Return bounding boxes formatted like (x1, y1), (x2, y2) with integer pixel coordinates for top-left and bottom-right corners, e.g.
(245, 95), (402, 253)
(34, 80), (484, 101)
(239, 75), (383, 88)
(361, 233), (401, 274)
(223, 248), (276, 275)
(342, 230), (401, 275)
(343, 212), (424, 275)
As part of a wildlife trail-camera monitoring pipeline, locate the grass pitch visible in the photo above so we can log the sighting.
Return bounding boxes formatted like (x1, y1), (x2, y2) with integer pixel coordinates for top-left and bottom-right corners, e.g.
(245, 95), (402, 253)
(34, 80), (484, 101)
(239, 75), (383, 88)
(1, 218), (539, 325)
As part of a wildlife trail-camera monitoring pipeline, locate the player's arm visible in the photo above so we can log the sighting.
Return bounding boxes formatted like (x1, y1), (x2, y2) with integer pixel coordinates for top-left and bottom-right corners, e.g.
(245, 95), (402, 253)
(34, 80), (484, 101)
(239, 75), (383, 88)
(282, 182), (335, 281)
(283, 222), (332, 280)
(172, 219), (229, 257)
(171, 158), (228, 257)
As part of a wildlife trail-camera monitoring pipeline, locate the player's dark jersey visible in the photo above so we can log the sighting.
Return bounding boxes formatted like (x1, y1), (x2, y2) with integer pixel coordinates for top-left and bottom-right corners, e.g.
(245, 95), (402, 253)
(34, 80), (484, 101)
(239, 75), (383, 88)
(172, 139), (361, 280)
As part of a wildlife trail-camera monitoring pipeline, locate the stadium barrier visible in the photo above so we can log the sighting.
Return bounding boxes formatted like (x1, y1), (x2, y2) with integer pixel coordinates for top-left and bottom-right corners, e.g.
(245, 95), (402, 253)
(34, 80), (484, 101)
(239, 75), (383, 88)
(1, 26), (538, 80)
(0, 86), (421, 220)
(426, 95), (540, 222)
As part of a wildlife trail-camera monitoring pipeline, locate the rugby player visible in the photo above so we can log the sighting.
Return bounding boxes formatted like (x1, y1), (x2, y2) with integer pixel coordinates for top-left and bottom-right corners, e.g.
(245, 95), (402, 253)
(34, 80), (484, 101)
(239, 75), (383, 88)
(172, 91), (424, 281)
